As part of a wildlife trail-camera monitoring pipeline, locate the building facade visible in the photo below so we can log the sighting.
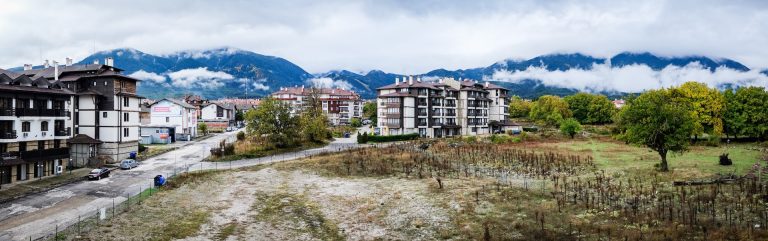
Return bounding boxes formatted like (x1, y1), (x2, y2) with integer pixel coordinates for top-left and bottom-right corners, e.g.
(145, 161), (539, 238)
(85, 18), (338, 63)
(19, 58), (143, 164)
(271, 86), (362, 125)
(0, 68), (73, 185)
(200, 103), (234, 131)
(376, 76), (511, 137)
(148, 98), (198, 141)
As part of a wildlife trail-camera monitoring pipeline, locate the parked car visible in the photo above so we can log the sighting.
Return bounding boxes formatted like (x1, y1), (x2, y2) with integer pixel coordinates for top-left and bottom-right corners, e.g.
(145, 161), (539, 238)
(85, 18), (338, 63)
(88, 168), (111, 180)
(226, 126), (235, 132)
(119, 159), (139, 169)
(362, 119), (372, 125)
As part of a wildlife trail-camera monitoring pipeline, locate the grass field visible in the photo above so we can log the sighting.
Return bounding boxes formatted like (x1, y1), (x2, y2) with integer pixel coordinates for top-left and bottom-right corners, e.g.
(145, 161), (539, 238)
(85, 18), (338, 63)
(77, 136), (768, 240)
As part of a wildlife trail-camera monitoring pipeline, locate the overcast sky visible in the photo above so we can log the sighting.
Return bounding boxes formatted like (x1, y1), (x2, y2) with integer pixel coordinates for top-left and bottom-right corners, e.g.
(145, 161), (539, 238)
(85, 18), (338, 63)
(1, 0), (767, 74)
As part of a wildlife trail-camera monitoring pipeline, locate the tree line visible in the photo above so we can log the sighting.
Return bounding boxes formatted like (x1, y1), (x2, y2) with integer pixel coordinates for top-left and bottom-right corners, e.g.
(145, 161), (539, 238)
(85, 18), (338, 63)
(509, 81), (768, 171)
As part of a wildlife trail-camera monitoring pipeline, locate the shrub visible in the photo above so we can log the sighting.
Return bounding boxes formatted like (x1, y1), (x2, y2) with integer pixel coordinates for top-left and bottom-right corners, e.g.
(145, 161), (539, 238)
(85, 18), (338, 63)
(357, 132), (370, 144)
(522, 126), (538, 132)
(350, 118), (362, 128)
(367, 133), (419, 143)
(138, 144), (147, 153)
(559, 118), (582, 139)
(490, 134), (513, 144)
(705, 135), (720, 147)
(223, 144), (235, 156)
(236, 131), (245, 141)
(719, 153), (732, 166)
(511, 137), (522, 143)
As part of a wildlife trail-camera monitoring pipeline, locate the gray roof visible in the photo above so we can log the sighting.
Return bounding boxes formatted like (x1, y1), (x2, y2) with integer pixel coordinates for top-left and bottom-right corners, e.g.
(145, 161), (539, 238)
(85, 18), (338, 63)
(153, 98), (195, 109)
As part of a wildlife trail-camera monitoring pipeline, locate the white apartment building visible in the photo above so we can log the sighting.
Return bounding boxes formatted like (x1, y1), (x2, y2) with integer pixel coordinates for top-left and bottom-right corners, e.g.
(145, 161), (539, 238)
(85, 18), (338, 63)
(271, 86), (362, 125)
(0, 68), (73, 185)
(376, 76), (511, 137)
(147, 98), (198, 141)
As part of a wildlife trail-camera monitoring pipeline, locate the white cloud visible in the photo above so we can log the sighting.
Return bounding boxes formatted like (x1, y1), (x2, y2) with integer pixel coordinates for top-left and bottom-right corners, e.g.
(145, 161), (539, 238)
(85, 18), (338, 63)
(166, 67), (234, 89)
(490, 63), (768, 93)
(1, 0), (768, 78)
(252, 83), (270, 91)
(128, 70), (166, 84)
(307, 77), (353, 90)
(235, 78), (270, 91)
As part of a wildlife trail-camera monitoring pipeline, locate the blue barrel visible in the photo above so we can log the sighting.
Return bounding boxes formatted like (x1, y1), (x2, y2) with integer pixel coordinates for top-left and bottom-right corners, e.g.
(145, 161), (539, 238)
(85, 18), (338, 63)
(154, 175), (166, 187)
(129, 151), (137, 159)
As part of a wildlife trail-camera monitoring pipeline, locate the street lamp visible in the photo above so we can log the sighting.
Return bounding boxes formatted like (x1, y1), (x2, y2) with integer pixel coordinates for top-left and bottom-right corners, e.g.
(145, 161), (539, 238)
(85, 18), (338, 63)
(0, 170), (4, 190)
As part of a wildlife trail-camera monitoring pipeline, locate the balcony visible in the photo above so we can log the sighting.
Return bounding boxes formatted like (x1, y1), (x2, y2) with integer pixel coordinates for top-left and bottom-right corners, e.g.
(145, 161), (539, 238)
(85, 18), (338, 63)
(15, 108), (70, 117)
(0, 109), (14, 116)
(54, 128), (71, 137)
(19, 148), (70, 162)
(0, 131), (16, 139)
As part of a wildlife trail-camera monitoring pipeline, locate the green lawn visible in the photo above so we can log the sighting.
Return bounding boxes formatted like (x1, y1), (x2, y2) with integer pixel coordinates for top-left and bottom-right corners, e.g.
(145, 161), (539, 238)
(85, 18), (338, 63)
(550, 138), (763, 179)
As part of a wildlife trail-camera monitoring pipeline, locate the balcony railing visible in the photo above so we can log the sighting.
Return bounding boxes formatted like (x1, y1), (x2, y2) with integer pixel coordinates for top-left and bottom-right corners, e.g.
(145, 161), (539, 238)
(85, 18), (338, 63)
(0, 131), (16, 139)
(0, 109), (14, 116)
(15, 108), (70, 117)
(19, 148), (69, 162)
(54, 128), (71, 137)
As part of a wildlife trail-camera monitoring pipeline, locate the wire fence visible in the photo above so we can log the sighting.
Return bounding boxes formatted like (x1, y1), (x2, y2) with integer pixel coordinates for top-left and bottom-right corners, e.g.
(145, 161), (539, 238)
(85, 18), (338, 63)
(22, 143), (370, 241)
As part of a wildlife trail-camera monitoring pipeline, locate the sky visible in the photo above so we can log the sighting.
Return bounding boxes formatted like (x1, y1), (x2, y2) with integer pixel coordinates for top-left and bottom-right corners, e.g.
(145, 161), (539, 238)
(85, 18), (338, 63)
(1, 0), (767, 78)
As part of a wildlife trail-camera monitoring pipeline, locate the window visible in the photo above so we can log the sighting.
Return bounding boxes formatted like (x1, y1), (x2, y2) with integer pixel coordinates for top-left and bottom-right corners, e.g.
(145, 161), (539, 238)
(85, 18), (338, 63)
(41, 121), (48, 131)
(156, 130), (160, 133)
(54, 140), (61, 148)
(165, 117), (169, 122)
(123, 97), (129, 107)
(124, 113), (129, 122)
(103, 112), (107, 118)
(123, 128), (129, 137)
(38, 141), (45, 150)
(22, 122), (30, 132)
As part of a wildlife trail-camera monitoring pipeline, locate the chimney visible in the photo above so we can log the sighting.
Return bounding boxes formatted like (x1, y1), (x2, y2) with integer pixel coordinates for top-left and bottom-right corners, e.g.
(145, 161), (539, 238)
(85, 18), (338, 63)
(408, 76), (413, 85)
(484, 81), (489, 88)
(395, 77), (399, 85)
(105, 57), (114, 66)
(417, 77), (422, 82)
(66, 57), (73, 66)
(43, 60), (50, 68)
(93, 59), (99, 65)
(23, 64), (32, 71)
(53, 61), (59, 81)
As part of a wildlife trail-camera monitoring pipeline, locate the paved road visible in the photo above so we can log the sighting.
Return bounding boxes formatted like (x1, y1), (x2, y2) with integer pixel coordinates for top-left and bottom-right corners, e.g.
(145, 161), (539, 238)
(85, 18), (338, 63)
(0, 129), (369, 240)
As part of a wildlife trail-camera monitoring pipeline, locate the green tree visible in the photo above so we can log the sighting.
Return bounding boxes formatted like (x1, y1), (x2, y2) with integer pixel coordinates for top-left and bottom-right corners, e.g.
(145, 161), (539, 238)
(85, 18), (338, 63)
(350, 118), (362, 127)
(363, 102), (377, 126)
(559, 118), (582, 138)
(197, 122), (208, 135)
(299, 88), (331, 143)
(529, 95), (572, 126)
(724, 86), (768, 140)
(565, 93), (615, 124)
(245, 97), (299, 148)
(671, 82), (726, 140)
(618, 89), (695, 172)
(235, 110), (245, 122)
(508, 96), (533, 118)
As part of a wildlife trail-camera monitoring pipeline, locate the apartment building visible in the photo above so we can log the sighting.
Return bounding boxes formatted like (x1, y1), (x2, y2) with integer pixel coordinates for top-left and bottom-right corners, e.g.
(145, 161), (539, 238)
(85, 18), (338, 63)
(0, 68), (73, 186)
(19, 58), (143, 164)
(376, 76), (511, 137)
(271, 86), (362, 125)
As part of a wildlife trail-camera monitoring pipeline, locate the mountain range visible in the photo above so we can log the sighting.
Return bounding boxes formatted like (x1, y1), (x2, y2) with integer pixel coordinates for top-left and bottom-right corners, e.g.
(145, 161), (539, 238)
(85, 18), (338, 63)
(11, 48), (768, 99)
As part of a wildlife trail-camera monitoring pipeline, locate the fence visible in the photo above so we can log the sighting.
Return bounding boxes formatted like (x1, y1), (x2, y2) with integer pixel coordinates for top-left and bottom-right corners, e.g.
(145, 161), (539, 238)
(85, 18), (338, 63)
(22, 142), (374, 241)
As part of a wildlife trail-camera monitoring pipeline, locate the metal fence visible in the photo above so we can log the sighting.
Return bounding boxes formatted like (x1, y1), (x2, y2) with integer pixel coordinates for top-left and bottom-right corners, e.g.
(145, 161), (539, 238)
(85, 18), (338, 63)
(23, 143), (368, 241)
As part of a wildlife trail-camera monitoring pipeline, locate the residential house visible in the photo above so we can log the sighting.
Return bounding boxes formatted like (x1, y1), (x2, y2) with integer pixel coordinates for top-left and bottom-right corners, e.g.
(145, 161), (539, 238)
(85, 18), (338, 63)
(147, 98), (198, 141)
(199, 102), (234, 131)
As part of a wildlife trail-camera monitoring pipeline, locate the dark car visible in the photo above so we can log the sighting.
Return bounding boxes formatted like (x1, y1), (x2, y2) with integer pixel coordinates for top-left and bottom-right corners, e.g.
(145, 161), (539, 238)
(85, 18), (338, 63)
(88, 168), (111, 180)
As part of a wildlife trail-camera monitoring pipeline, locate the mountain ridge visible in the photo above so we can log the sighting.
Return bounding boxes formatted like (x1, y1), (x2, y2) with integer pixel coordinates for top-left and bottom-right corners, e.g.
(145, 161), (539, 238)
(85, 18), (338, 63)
(9, 48), (767, 99)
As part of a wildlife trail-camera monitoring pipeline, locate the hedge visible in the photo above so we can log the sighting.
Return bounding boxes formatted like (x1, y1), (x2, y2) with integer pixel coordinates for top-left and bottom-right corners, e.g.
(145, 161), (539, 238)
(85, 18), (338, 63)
(358, 133), (418, 143)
